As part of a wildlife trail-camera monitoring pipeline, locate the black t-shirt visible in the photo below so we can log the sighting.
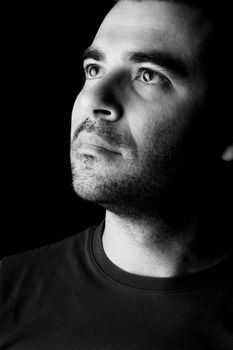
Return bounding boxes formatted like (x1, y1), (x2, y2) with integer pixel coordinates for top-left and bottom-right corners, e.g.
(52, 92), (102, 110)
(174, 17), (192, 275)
(0, 221), (232, 349)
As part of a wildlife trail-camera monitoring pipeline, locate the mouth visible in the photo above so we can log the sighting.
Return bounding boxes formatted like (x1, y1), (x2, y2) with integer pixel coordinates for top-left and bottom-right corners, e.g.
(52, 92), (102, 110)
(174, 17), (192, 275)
(74, 133), (121, 157)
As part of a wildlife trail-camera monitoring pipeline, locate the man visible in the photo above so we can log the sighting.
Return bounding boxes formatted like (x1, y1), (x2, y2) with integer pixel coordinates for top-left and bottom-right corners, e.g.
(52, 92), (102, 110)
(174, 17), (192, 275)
(0, 0), (232, 349)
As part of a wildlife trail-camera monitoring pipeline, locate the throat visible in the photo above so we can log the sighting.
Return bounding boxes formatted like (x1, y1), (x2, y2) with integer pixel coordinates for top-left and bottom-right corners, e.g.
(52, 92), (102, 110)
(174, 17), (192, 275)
(102, 211), (228, 278)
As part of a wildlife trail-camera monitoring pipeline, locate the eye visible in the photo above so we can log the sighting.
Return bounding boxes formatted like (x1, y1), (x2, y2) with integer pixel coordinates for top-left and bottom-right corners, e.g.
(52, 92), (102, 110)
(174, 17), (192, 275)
(136, 68), (168, 86)
(84, 64), (100, 79)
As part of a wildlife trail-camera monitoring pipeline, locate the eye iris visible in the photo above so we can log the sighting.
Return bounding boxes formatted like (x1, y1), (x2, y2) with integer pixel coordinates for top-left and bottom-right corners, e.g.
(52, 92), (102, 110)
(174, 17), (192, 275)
(142, 70), (154, 82)
(89, 66), (98, 77)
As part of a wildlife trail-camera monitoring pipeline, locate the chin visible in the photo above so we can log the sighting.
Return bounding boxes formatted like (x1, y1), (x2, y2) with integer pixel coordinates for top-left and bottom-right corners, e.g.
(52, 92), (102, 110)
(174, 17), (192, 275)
(72, 175), (111, 203)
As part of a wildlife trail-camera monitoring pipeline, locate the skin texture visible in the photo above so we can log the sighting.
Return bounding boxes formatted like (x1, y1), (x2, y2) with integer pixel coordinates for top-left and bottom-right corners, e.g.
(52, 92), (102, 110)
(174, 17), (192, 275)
(70, 1), (232, 277)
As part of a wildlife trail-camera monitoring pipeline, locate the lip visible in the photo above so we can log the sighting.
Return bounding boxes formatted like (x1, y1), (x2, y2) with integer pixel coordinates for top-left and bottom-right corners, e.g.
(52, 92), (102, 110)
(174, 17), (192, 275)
(76, 133), (121, 155)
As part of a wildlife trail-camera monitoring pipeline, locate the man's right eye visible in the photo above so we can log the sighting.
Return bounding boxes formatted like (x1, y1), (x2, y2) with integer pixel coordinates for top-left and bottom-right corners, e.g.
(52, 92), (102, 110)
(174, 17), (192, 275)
(83, 64), (100, 79)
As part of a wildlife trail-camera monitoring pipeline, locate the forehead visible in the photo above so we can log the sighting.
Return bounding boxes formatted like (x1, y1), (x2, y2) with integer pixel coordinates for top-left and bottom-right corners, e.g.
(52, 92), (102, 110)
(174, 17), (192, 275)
(92, 1), (209, 63)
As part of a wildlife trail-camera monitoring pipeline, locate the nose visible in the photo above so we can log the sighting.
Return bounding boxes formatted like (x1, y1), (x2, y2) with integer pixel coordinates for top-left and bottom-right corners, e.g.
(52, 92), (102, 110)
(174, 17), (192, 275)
(78, 71), (124, 122)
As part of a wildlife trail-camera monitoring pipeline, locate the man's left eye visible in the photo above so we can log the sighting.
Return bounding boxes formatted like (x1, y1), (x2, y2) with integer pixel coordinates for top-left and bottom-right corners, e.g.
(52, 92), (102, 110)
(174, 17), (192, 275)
(136, 68), (168, 85)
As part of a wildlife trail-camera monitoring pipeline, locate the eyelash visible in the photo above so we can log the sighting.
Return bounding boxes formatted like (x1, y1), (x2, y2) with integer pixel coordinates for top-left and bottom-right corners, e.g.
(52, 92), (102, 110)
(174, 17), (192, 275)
(83, 63), (169, 86)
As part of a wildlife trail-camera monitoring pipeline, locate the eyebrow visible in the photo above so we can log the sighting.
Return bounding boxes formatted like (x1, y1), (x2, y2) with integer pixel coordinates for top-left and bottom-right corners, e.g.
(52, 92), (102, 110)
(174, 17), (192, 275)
(82, 46), (189, 78)
(82, 47), (105, 62)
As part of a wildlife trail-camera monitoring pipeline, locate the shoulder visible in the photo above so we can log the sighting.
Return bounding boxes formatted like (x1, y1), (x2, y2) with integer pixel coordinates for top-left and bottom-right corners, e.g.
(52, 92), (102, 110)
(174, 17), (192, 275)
(0, 222), (102, 306)
(1, 223), (95, 270)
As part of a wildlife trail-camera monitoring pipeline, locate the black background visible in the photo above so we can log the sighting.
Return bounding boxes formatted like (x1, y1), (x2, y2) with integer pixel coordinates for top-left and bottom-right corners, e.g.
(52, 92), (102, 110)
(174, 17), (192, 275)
(2, 2), (113, 259)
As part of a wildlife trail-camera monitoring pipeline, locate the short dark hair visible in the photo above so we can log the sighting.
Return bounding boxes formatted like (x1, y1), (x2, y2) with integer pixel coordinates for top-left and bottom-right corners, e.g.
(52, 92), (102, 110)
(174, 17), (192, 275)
(113, 0), (223, 28)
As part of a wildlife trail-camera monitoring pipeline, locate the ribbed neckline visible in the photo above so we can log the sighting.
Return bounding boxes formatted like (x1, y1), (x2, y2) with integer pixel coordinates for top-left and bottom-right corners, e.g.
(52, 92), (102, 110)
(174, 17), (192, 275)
(91, 220), (233, 292)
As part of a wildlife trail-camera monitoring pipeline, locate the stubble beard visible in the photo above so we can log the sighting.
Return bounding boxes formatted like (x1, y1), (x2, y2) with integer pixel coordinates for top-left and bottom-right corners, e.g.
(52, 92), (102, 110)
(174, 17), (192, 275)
(70, 115), (200, 225)
(70, 144), (181, 222)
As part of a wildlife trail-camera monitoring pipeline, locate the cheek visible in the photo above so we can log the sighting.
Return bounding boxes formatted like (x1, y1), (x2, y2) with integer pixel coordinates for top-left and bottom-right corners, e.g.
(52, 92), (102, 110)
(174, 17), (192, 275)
(128, 104), (190, 162)
(126, 102), (166, 149)
(71, 94), (84, 137)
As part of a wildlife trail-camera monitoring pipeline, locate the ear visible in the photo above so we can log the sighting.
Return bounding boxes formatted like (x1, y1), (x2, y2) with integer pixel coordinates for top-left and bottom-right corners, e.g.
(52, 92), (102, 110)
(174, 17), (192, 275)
(221, 144), (233, 162)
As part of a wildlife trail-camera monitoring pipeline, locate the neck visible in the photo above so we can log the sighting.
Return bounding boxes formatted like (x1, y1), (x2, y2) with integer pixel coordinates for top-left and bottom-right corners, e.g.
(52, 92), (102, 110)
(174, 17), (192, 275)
(102, 211), (227, 278)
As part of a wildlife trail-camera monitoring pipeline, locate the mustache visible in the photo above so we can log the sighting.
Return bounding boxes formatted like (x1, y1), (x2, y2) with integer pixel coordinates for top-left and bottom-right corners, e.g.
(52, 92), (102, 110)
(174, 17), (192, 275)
(72, 117), (136, 149)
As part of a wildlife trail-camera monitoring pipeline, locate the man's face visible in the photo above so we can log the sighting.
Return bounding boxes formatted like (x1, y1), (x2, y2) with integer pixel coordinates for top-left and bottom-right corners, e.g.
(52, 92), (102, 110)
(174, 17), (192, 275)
(70, 1), (211, 215)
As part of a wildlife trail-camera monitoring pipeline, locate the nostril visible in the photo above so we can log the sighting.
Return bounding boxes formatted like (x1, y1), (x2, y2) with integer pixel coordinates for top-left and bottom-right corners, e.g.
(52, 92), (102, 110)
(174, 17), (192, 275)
(94, 109), (111, 115)
(92, 104), (123, 121)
